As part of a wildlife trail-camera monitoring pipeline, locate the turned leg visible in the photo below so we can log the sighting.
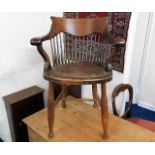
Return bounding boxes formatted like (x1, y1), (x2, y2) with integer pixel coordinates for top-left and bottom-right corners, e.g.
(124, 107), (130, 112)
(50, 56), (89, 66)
(62, 84), (67, 108)
(48, 82), (55, 138)
(92, 83), (98, 107)
(101, 83), (109, 139)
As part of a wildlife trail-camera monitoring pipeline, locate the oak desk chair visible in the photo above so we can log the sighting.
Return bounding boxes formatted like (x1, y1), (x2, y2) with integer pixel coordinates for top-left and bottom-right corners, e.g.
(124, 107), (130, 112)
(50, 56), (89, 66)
(30, 16), (125, 139)
(112, 84), (155, 132)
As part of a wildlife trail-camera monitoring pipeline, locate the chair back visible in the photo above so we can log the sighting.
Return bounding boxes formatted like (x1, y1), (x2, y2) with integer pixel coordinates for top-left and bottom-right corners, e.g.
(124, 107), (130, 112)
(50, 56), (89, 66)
(45, 17), (112, 67)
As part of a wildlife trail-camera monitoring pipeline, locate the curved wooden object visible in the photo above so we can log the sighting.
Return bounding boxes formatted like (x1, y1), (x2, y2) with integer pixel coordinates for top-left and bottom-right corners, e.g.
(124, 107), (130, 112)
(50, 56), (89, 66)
(51, 17), (108, 36)
(112, 84), (133, 119)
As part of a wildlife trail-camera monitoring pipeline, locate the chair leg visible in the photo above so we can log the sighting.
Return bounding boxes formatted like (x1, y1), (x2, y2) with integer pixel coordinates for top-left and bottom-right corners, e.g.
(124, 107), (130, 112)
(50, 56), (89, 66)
(62, 84), (67, 108)
(92, 83), (98, 107)
(48, 82), (55, 138)
(100, 83), (109, 139)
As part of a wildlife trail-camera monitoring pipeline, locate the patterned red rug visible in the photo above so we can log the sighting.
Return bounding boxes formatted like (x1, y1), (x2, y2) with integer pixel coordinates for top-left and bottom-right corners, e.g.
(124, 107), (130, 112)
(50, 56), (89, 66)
(64, 12), (131, 72)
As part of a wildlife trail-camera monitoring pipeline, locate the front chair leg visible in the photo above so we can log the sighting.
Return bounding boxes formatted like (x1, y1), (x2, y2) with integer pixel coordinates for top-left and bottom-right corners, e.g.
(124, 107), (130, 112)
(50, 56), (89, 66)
(62, 84), (67, 108)
(48, 82), (55, 138)
(92, 83), (98, 107)
(101, 83), (109, 139)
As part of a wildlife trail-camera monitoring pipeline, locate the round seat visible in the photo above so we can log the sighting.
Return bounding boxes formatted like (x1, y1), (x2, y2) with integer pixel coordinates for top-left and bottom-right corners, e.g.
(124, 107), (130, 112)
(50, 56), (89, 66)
(44, 63), (112, 84)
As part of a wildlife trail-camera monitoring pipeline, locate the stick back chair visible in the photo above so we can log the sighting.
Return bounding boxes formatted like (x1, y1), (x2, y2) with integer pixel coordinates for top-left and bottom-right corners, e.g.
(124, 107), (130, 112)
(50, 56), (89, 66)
(30, 16), (125, 139)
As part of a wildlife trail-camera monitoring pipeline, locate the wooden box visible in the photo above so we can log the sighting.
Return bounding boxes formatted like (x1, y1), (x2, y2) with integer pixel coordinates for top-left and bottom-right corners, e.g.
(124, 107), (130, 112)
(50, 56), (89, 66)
(3, 86), (45, 142)
(23, 97), (155, 142)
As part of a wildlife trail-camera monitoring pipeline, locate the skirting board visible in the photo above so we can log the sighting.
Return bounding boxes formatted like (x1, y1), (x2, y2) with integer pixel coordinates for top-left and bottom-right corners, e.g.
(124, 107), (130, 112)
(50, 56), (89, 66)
(138, 101), (155, 112)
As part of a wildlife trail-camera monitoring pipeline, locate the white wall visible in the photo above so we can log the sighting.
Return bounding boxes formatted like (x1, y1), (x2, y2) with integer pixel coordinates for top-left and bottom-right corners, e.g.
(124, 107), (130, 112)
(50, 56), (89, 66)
(138, 13), (155, 111)
(0, 12), (63, 141)
(124, 13), (150, 103)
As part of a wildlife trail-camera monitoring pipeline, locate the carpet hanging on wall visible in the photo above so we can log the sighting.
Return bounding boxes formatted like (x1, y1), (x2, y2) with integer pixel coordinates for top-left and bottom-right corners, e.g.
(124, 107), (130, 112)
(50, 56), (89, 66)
(63, 12), (131, 73)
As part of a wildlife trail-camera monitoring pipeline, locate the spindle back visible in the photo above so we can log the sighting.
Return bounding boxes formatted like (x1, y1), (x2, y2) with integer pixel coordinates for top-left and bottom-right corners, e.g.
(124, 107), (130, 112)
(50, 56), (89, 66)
(46, 17), (112, 67)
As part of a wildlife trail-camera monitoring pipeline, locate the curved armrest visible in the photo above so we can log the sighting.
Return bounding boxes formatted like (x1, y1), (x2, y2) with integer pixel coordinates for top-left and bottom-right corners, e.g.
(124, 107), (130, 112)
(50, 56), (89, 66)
(30, 34), (52, 71)
(105, 27), (126, 47)
(113, 36), (126, 47)
(30, 37), (42, 46)
(112, 84), (133, 119)
(30, 32), (51, 46)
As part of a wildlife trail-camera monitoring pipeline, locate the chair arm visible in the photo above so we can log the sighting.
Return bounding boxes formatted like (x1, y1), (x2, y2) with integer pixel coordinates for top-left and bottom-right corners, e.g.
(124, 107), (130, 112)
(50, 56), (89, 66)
(112, 84), (133, 119)
(30, 32), (51, 46)
(30, 35), (52, 71)
(105, 28), (126, 47)
(30, 37), (42, 46)
(113, 36), (126, 47)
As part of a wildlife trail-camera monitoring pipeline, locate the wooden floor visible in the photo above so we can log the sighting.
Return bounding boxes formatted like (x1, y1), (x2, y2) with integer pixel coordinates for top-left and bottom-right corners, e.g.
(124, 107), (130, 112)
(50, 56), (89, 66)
(23, 97), (155, 142)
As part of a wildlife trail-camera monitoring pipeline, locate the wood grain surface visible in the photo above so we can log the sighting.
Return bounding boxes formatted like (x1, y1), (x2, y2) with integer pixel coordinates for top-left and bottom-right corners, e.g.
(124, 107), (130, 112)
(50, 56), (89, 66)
(23, 97), (155, 142)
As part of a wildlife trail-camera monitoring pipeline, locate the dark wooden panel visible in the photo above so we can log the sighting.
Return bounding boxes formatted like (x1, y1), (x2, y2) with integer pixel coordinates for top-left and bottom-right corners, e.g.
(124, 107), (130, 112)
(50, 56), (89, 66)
(3, 86), (45, 142)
